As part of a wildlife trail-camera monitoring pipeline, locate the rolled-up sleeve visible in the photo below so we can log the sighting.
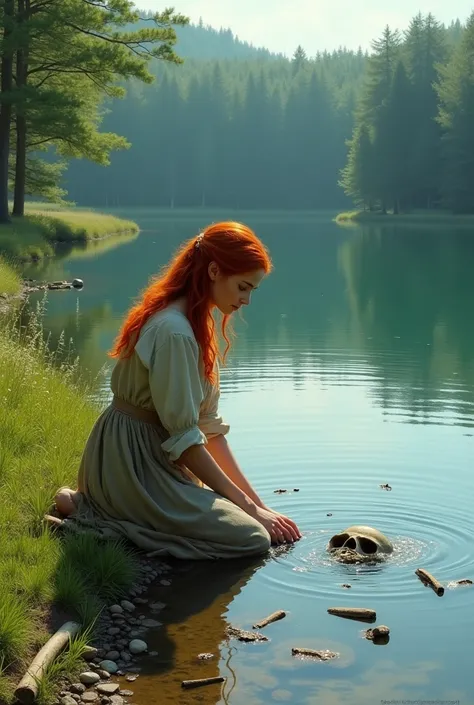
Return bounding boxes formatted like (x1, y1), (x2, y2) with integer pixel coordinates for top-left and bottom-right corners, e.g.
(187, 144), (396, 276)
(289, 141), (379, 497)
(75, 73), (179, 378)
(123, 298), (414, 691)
(135, 326), (207, 461)
(198, 364), (230, 439)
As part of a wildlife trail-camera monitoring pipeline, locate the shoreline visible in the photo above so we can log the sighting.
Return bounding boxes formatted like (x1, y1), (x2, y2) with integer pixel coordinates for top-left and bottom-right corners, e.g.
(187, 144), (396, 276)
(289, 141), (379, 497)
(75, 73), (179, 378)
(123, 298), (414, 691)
(335, 209), (474, 227)
(0, 301), (179, 705)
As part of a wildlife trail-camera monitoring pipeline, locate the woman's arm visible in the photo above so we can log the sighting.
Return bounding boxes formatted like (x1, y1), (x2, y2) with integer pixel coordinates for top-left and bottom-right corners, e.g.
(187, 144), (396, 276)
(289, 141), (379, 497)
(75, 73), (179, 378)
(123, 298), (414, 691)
(205, 434), (266, 508)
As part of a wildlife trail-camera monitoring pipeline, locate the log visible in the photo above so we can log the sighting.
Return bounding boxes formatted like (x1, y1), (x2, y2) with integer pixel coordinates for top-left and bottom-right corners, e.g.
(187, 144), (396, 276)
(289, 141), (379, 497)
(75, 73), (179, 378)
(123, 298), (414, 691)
(327, 607), (376, 622)
(181, 676), (226, 689)
(415, 568), (444, 596)
(291, 647), (339, 660)
(14, 621), (81, 704)
(253, 610), (287, 629)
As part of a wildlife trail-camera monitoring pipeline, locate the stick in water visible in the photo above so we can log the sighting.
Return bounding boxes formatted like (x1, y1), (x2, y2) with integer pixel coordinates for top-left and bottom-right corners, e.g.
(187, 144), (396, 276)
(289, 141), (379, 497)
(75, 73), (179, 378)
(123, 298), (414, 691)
(415, 568), (444, 596)
(253, 610), (287, 629)
(327, 607), (376, 622)
(181, 676), (226, 689)
(15, 621), (81, 705)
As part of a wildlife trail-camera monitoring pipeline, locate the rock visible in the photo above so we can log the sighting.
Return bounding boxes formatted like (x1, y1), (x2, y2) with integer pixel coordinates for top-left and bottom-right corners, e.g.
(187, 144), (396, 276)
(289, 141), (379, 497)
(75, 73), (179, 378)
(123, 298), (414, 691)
(133, 598), (148, 604)
(129, 639), (148, 654)
(120, 651), (132, 662)
(70, 683), (87, 694)
(149, 651), (159, 657)
(119, 690), (134, 697)
(96, 669), (111, 679)
(83, 646), (99, 661)
(81, 693), (99, 703)
(159, 580), (171, 586)
(105, 651), (121, 662)
(61, 697), (77, 705)
(107, 627), (121, 636)
(109, 697), (124, 705)
(109, 605), (123, 615)
(80, 672), (100, 685)
(72, 278), (84, 289)
(150, 602), (166, 612)
(120, 600), (135, 612)
(198, 653), (214, 660)
(97, 684), (120, 696)
(142, 619), (162, 628)
(125, 675), (138, 682)
(99, 660), (119, 674)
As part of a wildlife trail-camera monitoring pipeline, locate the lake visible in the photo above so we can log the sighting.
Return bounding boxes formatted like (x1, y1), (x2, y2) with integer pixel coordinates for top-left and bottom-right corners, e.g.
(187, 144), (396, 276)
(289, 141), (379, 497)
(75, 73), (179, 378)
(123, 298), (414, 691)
(23, 210), (473, 705)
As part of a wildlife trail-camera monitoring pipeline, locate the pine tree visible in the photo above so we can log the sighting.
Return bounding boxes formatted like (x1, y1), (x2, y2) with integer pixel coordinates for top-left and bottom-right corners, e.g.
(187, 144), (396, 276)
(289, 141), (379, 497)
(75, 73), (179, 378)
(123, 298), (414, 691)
(435, 11), (474, 213)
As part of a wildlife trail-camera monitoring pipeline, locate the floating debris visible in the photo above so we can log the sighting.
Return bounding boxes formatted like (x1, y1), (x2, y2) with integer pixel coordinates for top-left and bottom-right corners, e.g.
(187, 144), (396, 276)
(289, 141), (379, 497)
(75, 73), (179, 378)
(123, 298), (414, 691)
(274, 489), (288, 494)
(327, 607), (376, 622)
(293, 488), (300, 492)
(415, 568), (444, 596)
(226, 625), (268, 642)
(379, 483), (392, 491)
(327, 513), (333, 517)
(253, 610), (287, 629)
(364, 625), (390, 644)
(181, 676), (226, 689)
(291, 647), (339, 660)
(341, 584), (352, 589)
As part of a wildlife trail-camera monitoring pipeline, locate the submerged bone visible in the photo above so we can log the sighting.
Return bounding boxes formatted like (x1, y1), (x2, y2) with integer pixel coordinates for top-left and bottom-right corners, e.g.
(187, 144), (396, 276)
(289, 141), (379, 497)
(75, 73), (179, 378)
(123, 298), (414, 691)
(328, 525), (393, 560)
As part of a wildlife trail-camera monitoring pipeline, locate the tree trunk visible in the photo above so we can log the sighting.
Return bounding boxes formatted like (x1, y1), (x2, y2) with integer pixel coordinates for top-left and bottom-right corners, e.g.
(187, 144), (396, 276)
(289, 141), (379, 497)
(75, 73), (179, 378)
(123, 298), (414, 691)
(0, 0), (15, 224)
(13, 0), (29, 217)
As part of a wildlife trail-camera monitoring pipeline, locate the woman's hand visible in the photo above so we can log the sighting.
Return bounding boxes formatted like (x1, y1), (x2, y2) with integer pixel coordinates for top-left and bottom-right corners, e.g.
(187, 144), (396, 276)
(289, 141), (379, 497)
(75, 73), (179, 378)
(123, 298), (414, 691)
(252, 506), (302, 545)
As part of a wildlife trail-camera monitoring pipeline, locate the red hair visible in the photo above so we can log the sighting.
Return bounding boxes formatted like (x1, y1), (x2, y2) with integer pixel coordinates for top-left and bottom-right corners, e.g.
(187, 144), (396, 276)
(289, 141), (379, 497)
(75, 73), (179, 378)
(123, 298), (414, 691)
(108, 221), (273, 383)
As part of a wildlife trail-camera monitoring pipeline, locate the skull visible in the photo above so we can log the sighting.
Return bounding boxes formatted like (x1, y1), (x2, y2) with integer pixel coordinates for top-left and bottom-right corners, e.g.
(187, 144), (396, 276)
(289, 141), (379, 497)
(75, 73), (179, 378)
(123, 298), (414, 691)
(327, 525), (393, 561)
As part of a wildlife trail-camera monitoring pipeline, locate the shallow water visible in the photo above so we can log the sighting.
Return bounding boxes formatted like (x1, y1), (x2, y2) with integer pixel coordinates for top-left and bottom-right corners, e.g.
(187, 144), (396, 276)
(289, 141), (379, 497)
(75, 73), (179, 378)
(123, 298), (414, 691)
(23, 210), (474, 704)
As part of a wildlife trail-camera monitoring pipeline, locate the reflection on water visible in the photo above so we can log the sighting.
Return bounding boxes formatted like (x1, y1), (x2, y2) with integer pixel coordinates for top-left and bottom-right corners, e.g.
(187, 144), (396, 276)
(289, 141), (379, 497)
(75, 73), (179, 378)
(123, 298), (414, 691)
(20, 211), (474, 704)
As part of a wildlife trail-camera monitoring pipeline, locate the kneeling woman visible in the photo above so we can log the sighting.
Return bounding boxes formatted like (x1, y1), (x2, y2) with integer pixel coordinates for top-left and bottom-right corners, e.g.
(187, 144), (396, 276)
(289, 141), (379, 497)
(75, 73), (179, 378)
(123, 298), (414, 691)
(55, 221), (301, 559)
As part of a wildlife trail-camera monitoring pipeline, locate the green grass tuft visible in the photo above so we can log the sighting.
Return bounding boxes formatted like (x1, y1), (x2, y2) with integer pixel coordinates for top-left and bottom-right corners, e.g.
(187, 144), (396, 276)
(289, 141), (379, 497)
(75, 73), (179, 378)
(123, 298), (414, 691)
(0, 255), (22, 296)
(0, 304), (140, 703)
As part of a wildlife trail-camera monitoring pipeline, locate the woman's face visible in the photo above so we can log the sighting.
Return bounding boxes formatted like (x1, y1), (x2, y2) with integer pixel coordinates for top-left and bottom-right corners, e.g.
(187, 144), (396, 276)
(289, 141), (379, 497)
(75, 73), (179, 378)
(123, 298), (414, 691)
(209, 264), (267, 315)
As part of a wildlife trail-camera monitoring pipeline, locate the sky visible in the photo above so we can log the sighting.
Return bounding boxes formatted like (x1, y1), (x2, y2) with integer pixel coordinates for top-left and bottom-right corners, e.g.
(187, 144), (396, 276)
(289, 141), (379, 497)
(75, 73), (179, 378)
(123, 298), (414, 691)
(137, 0), (472, 56)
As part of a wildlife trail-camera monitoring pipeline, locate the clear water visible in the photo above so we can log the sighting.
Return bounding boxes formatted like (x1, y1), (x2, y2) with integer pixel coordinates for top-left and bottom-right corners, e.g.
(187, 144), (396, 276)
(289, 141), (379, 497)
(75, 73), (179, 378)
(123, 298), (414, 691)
(23, 210), (474, 705)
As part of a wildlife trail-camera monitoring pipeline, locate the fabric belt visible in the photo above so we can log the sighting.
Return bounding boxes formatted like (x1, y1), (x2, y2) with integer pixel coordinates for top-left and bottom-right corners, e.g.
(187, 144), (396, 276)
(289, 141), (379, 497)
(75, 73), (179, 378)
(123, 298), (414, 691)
(112, 395), (160, 426)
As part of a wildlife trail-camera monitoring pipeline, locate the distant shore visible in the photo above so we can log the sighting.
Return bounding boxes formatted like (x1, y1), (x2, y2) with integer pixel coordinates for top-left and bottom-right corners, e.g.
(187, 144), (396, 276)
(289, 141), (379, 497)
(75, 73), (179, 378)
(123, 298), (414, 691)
(335, 209), (474, 227)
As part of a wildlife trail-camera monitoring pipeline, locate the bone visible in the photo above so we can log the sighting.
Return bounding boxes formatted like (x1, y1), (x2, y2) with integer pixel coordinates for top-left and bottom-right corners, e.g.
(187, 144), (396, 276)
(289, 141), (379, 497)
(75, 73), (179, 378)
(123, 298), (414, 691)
(415, 568), (444, 596)
(291, 647), (339, 660)
(181, 676), (226, 689)
(253, 610), (287, 629)
(327, 607), (376, 622)
(14, 621), (81, 704)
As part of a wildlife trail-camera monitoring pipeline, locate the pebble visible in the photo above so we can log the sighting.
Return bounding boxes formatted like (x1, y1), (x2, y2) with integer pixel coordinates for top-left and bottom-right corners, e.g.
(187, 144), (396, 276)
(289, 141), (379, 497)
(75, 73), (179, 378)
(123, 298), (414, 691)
(97, 684), (120, 696)
(99, 660), (119, 674)
(79, 672), (100, 686)
(121, 651), (132, 662)
(142, 619), (162, 628)
(120, 600), (136, 612)
(109, 696), (124, 705)
(105, 651), (120, 662)
(110, 605), (123, 615)
(81, 693), (99, 703)
(107, 628), (121, 636)
(83, 647), (99, 661)
(96, 669), (111, 679)
(60, 697), (77, 705)
(70, 683), (87, 694)
(119, 690), (134, 697)
(150, 602), (166, 612)
(133, 598), (148, 604)
(126, 675), (138, 682)
(160, 580), (171, 586)
(149, 651), (159, 657)
(129, 639), (148, 655)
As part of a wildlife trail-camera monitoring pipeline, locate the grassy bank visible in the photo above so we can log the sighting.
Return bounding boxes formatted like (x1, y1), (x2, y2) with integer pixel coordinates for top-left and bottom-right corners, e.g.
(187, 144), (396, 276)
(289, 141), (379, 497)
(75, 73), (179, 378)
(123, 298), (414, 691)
(335, 209), (474, 227)
(0, 308), (139, 704)
(0, 203), (139, 262)
(0, 256), (22, 296)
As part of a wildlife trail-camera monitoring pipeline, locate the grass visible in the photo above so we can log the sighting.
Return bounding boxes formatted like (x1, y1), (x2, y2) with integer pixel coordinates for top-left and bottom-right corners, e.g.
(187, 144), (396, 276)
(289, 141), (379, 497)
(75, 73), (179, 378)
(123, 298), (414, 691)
(335, 208), (474, 227)
(0, 201), (139, 262)
(0, 256), (22, 296)
(0, 300), (140, 704)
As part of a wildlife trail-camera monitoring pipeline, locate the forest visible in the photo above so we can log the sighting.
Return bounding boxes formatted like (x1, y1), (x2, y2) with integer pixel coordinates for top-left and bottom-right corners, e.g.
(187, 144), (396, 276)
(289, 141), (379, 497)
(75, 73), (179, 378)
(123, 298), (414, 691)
(2, 4), (474, 215)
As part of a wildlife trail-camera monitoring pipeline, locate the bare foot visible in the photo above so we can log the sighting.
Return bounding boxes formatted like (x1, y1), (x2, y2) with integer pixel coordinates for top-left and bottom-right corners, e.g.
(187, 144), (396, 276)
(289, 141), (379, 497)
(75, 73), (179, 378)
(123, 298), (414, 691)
(54, 487), (80, 517)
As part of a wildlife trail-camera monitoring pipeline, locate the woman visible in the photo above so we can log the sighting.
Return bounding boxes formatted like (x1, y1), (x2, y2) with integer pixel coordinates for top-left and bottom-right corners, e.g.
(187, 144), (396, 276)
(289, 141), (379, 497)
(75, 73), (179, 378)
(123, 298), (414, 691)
(55, 221), (301, 559)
